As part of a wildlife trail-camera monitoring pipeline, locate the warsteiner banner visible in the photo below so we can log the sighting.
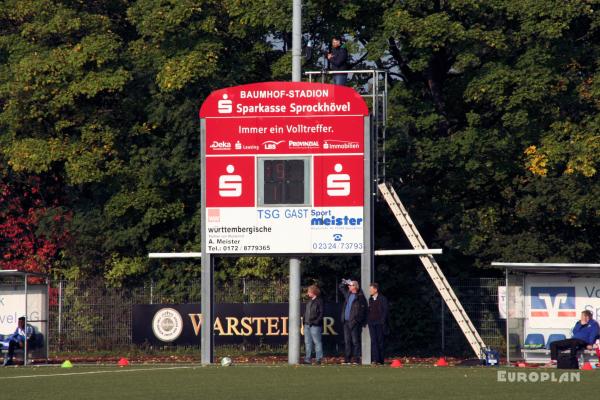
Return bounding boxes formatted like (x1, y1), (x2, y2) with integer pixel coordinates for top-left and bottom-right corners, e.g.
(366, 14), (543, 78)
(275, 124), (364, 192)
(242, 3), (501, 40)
(133, 303), (343, 346)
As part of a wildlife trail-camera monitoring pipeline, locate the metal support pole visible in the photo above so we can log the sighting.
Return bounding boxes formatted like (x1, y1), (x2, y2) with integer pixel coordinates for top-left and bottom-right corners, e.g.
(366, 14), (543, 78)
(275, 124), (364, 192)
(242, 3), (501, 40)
(201, 254), (214, 365)
(288, 0), (303, 366)
(505, 268), (509, 365)
(45, 277), (49, 361)
(58, 280), (62, 351)
(361, 116), (373, 365)
(291, 0), (302, 82)
(288, 258), (301, 364)
(441, 297), (445, 354)
(243, 278), (247, 304)
(24, 274), (28, 366)
(200, 116), (214, 365)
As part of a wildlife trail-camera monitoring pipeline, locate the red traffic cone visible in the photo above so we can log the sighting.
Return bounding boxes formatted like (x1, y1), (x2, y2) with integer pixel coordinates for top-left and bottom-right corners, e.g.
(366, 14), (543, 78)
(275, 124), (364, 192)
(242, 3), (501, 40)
(435, 357), (448, 367)
(390, 359), (403, 368)
(581, 361), (593, 371)
(118, 357), (129, 367)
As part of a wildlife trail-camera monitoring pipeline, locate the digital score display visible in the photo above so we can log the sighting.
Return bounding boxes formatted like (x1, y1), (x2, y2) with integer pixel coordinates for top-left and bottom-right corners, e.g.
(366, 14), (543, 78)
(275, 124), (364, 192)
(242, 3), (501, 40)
(261, 158), (308, 205)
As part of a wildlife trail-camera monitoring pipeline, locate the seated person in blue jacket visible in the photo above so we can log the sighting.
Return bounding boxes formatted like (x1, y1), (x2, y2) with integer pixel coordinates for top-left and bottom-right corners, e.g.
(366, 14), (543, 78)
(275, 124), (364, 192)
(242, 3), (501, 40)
(1, 316), (34, 366)
(549, 310), (599, 365)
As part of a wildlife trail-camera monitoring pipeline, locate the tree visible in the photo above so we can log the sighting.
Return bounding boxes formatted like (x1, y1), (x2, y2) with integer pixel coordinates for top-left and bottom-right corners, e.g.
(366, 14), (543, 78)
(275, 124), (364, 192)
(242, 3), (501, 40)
(0, 170), (70, 274)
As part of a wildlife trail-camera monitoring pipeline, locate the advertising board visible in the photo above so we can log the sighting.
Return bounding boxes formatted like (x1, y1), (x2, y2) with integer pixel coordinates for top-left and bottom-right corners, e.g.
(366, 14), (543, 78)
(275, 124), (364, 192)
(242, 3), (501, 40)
(200, 82), (369, 254)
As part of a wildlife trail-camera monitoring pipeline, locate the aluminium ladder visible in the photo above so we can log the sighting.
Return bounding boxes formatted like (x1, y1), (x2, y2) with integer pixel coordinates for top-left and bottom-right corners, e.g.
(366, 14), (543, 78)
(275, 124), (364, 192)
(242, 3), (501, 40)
(378, 182), (486, 358)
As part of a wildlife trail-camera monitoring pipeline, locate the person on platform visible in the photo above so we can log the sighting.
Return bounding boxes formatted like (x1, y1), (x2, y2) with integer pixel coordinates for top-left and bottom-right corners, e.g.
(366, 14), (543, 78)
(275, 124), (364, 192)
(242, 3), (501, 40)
(368, 283), (389, 365)
(547, 310), (599, 366)
(327, 36), (348, 85)
(1, 316), (33, 366)
(339, 279), (368, 364)
(303, 285), (324, 365)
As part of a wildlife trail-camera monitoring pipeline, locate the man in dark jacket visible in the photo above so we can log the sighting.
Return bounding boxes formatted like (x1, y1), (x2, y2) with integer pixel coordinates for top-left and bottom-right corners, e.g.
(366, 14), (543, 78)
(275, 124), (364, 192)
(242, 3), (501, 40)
(327, 36), (348, 85)
(368, 283), (389, 365)
(339, 279), (368, 364)
(304, 285), (324, 364)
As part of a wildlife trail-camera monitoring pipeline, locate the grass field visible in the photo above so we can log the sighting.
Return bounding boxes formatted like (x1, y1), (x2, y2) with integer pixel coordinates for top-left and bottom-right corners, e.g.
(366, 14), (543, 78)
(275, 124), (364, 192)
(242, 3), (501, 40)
(1, 364), (598, 400)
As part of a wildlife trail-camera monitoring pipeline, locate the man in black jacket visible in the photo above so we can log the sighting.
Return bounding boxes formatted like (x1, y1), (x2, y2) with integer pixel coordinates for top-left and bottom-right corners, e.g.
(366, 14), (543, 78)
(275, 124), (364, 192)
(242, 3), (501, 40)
(327, 36), (348, 85)
(339, 279), (368, 364)
(303, 285), (324, 364)
(368, 283), (389, 365)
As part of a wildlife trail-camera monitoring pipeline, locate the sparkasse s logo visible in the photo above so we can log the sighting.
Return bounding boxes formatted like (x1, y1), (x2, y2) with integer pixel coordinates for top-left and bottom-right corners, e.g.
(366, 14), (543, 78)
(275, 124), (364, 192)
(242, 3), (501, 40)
(218, 94), (233, 114)
(530, 287), (576, 318)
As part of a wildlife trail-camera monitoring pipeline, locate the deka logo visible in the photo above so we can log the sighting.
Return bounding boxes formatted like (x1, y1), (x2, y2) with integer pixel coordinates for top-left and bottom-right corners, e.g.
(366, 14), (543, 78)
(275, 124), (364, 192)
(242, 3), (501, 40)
(210, 141), (231, 150)
(219, 165), (242, 197)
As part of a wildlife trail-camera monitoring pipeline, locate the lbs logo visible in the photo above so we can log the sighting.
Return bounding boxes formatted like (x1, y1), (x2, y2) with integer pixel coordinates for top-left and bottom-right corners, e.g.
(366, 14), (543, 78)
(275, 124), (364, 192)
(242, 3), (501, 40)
(152, 308), (184, 342)
(530, 287), (577, 318)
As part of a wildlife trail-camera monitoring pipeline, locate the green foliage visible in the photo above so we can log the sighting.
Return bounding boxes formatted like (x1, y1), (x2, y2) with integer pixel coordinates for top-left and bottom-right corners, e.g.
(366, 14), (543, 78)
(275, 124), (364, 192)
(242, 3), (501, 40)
(0, 0), (598, 301)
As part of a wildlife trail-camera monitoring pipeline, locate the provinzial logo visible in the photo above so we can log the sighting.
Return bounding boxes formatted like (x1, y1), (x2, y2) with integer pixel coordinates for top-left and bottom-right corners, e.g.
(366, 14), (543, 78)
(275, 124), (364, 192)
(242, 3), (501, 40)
(530, 287), (576, 318)
(152, 308), (184, 342)
(288, 140), (319, 149)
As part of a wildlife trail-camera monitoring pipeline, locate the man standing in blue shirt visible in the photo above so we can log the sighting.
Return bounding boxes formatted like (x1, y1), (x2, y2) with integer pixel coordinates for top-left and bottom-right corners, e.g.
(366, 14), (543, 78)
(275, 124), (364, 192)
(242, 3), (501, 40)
(549, 310), (599, 364)
(339, 279), (368, 364)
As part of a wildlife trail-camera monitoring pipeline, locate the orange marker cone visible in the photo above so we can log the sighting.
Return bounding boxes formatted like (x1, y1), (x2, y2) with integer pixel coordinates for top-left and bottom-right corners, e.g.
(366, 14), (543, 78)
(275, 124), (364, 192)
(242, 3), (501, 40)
(118, 357), (129, 367)
(390, 359), (403, 368)
(581, 361), (593, 370)
(435, 357), (448, 367)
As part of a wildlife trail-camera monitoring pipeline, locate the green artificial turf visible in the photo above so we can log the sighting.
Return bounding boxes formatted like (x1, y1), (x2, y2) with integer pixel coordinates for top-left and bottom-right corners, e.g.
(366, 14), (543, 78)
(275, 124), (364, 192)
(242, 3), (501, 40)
(0, 364), (597, 400)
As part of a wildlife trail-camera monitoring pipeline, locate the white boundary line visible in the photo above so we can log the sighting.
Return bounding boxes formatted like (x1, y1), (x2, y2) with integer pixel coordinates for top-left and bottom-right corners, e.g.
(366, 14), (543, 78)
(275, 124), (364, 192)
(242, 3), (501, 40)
(0, 366), (197, 380)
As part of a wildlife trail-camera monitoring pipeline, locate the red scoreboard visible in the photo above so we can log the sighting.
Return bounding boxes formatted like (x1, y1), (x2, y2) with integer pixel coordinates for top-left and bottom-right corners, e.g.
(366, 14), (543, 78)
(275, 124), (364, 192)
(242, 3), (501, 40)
(200, 82), (369, 254)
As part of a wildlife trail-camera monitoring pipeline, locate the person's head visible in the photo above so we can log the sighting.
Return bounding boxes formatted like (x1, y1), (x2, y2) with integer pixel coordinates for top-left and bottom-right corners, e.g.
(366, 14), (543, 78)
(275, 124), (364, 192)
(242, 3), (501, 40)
(369, 282), (379, 296)
(348, 280), (359, 294)
(18, 317), (25, 329)
(332, 36), (342, 48)
(581, 310), (593, 323)
(307, 285), (320, 299)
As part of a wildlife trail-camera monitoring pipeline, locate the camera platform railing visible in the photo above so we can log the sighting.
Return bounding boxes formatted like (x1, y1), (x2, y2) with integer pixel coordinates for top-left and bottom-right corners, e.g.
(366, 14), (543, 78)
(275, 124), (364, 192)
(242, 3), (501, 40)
(305, 69), (388, 184)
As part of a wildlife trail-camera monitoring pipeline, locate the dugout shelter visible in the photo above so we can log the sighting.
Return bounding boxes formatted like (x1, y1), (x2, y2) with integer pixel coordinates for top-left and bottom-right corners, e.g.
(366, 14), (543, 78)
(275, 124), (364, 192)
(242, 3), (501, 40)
(494, 262), (600, 364)
(0, 270), (49, 365)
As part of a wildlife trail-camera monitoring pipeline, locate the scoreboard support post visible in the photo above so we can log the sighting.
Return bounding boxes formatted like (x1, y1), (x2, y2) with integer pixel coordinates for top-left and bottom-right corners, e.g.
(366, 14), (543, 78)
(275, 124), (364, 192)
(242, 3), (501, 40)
(200, 117), (214, 365)
(361, 116), (373, 365)
(289, 3), (302, 364)
(288, 257), (301, 365)
(200, 253), (214, 365)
